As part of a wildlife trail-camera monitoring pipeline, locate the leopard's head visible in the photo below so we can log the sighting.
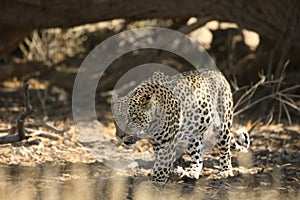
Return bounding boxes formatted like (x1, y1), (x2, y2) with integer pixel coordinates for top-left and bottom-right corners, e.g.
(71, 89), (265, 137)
(112, 71), (180, 147)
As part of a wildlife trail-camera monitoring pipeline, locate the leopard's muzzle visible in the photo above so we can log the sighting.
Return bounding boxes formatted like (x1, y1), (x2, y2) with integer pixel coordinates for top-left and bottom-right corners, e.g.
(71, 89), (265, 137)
(114, 120), (138, 148)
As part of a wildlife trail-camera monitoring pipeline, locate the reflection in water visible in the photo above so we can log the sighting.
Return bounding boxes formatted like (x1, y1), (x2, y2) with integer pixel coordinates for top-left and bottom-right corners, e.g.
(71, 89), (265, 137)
(0, 163), (298, 200)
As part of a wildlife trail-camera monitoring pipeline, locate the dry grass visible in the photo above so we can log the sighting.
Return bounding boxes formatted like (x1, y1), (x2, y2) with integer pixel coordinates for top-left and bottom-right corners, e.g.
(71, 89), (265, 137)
(232, 61), (300, 125)
(18, 29), (87, 65)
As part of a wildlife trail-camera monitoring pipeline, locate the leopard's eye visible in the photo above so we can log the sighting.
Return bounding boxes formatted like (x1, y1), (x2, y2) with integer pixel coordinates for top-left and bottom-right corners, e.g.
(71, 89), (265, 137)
(145, 94), (152, 101)
(141, 94), (152, 107)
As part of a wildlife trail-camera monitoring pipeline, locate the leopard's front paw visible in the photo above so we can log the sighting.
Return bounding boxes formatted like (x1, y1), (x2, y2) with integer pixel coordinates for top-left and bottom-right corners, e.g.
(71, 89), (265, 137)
(174, 166), (188, 178)
(217, 169), (234, 178)
(174, 165), (202, 179)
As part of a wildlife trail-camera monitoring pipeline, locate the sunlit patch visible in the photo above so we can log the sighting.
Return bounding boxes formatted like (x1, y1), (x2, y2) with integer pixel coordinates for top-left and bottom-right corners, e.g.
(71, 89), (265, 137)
(242, 29), (260, 50)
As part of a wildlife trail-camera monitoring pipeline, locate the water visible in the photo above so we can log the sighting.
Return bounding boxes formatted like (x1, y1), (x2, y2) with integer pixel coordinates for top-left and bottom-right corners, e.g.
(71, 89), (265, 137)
(0, 162), (298, 200)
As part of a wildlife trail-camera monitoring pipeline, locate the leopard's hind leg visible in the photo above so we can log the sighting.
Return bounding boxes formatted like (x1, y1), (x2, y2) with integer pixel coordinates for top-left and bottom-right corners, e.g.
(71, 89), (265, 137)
(216, 88), (234, 178)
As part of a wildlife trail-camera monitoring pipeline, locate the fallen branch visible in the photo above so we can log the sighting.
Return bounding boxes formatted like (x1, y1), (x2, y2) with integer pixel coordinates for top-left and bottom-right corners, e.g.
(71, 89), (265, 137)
(0, 83), (33, 144)
(0, 82), (67, 145)
(0, 134), (29, 144)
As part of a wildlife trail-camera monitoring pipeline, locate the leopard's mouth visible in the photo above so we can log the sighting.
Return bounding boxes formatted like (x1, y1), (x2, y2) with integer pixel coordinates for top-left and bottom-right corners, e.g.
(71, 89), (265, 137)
(122, 135), (138, 148)
(114, 120), (138, 148)
(115, 133), (138, 148)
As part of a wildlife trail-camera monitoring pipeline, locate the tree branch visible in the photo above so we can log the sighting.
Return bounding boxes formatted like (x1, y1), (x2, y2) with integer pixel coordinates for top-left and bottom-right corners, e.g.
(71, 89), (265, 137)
(0, 0), (299, 44)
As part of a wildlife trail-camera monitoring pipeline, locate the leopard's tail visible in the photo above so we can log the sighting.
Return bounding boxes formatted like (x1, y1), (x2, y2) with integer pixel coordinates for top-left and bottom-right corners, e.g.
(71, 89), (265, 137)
(230, 128), (250, 152)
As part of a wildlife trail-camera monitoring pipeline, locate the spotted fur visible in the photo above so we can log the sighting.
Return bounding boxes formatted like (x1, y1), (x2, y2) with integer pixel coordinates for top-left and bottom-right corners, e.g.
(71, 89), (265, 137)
(113, 70), (250, 185)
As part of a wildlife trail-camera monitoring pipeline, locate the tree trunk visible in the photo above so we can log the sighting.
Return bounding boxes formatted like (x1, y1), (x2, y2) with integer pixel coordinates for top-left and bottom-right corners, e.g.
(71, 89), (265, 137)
(0, 0), (299, 45)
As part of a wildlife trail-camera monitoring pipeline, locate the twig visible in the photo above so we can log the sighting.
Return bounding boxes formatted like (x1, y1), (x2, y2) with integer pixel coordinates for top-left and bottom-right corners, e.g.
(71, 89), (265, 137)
(279, 85), (300, 93)
(234, 81), (300, 123)
(28, 117), (65, 136)
(25, 128), (61, 140)
(275, 96), (300, 111)
(17, 83), (33, 140)
(282, 101), (292, 125)
(234, 93), (273, 116)
(233, 74), (266, 112)
(36, 133), (60, 140)
(0, 128), (12, 133)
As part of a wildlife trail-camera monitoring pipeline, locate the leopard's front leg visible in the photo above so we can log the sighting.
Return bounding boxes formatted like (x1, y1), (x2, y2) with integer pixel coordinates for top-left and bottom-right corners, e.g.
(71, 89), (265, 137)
(152, 142), (176, 185)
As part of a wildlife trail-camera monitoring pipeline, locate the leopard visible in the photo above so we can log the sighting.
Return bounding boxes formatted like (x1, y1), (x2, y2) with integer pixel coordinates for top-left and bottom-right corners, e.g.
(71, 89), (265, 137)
(112, 69), (250, 185)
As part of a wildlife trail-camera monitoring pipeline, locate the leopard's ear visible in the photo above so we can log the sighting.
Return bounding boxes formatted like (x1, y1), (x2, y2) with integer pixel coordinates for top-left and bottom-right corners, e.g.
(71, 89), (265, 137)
(152, 71), (169, 80)
(111, 92), (130, 123)
(111, 92), (119, 104)
(148, 71), (181, 91)
(149, 71), (171, 84)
